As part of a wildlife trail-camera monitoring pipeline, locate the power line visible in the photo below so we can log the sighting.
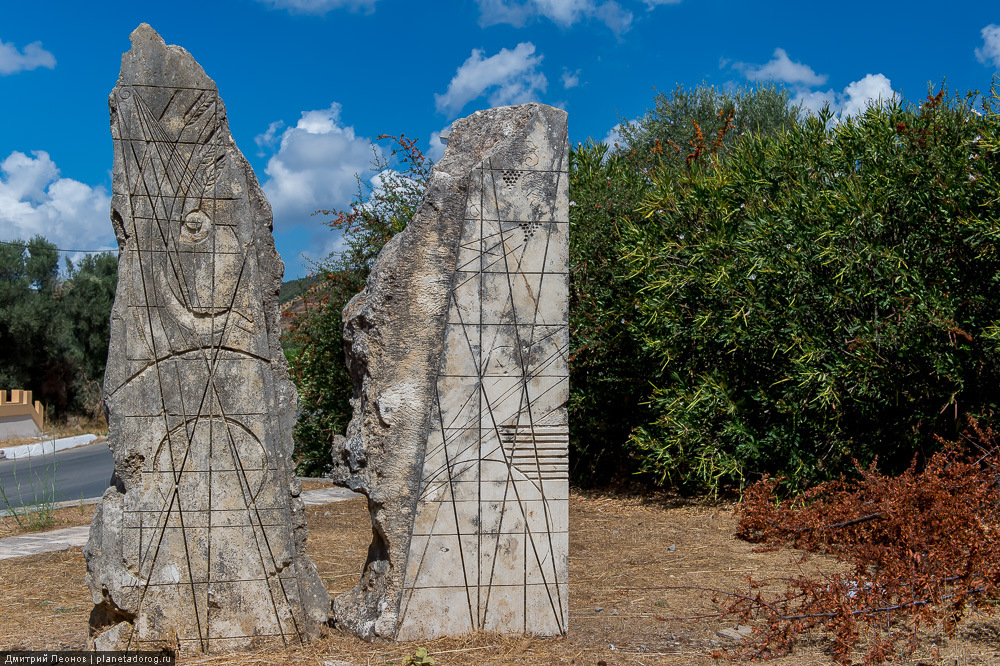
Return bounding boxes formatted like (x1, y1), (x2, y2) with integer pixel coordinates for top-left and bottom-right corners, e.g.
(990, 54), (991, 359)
(0, 239), (117, 254)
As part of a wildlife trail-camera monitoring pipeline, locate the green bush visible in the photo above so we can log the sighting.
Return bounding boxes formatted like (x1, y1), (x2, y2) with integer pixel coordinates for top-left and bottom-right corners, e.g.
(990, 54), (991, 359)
(568, 83), (802, 487)
(621, 90), (1000, 493)
(568, 141), (652, 485)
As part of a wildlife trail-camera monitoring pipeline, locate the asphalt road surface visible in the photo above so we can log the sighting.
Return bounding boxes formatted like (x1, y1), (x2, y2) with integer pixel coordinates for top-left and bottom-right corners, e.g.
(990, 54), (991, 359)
(0, 441), (113, 510)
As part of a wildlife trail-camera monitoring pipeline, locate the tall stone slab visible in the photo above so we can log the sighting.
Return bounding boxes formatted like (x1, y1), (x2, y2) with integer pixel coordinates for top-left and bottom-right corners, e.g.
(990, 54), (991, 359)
(331, 103), (568, 639)
(84, 24), (330, 653)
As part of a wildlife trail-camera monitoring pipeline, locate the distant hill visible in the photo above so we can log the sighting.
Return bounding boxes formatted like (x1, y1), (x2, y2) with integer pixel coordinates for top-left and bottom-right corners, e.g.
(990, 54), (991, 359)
(279, 276), (320, 306)
(279, 276), (324, 334)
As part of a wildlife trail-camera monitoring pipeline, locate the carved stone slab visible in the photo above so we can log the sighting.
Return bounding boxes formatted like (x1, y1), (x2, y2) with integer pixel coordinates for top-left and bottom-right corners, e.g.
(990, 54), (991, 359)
(84, 24), (329, 653)
(331, 103), (568, 639)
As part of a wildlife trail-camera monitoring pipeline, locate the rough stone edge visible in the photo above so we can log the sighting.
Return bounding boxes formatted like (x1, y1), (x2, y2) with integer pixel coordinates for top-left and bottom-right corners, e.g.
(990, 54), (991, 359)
(330, 103), (565, 640)
(83, 23), (330, 651)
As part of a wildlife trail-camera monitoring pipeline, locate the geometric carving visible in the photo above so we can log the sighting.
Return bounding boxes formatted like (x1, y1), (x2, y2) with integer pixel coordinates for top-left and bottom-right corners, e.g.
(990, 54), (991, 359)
(84, 24), (329, 653)
(330, 103), (568, 640)
(395, 113), (569, 639)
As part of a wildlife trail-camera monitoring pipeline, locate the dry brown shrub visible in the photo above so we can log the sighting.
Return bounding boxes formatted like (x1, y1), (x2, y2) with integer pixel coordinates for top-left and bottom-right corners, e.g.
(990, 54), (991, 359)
(726, 417), (1000, 663)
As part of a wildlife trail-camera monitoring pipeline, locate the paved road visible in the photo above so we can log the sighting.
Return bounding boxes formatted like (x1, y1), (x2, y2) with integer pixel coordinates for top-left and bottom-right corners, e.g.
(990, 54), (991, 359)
(0, 441), (113, 510)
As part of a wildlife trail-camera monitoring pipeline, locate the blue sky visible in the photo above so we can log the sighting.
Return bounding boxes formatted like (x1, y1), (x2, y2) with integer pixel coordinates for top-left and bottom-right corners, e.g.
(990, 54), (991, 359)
(1, 0), (998, 279)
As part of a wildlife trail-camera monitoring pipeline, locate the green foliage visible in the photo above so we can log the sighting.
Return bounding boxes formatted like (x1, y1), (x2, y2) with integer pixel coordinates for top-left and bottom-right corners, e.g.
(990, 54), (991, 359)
(278, 275), (319, 305)
(402, 647), (435, 665)
(568, 141), (651, 485)
(0, 236), (117, 417)
(616, 81), (801, 170)
(622, 88), (1000, 493)
(287, 135), (431, 476)
(0, 444), (57, 531)
(62, 252), (118, 414)
(569, 83), (803, 487)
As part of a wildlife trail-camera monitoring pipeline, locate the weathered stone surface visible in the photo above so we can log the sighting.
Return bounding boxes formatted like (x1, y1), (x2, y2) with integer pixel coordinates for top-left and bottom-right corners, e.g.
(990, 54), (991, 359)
(84, 24), (329, 653)
(331, 103), (569, 639)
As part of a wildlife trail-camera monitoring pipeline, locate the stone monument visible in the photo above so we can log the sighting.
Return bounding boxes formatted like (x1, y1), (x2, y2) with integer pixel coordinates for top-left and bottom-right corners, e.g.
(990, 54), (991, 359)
(84, 24), (330, 652)
(331, 103), (569, 639)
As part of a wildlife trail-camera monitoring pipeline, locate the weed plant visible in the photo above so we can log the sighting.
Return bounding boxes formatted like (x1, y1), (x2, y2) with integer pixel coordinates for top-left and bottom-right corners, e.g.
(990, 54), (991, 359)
(0, 432), (59, 532)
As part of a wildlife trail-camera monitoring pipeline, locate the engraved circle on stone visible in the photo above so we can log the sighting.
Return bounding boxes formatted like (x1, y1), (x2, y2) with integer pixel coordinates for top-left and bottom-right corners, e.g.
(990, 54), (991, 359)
(180, 210), (211, 244)
(524, 141), (540, 167)
(161, 211), (238, 319)
(120, 89), (132, 99)
(152, 417), (268, 503)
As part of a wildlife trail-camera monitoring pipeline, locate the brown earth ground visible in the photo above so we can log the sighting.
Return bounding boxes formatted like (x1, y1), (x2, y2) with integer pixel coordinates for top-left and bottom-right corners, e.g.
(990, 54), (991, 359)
(3, 484), (1000, 665)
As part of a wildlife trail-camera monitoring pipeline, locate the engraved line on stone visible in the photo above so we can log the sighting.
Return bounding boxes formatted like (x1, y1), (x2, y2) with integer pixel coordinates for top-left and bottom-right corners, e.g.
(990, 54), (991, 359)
(487, 152), (564, 628)
(123, 99), (208, 651)
(107, 346), (273, 398)
(477, 154), (560, 629)
(194, 242), (299, 641)
(436, 387), (476, 627)
(218, 410), (295, 644)
(477, 164), (485, 623)
(126, 102), (296, 644)
(397, 491), (445, 623)
(417, 284), (493, 497)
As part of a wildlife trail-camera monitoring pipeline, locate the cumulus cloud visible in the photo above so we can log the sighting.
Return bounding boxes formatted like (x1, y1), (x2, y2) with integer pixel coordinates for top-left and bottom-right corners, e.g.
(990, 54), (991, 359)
(254, 120), (285, 156)
(839, 74), (895, 117)
(562, 68), (581, 89)
(256, 0), (378, 14)
(976, 24), (1000, 69)
(257, 103), (377, 229)
(427, 130), (447, 163)
(602, 122), (622, 147)
(791, 89), (838, 116)
(727, 49), (895, 121)
(790, 74), (896, 119)
(435, 42), (548, 118)
(0, 151), (112, 250)
(790, 74), (896, 120)
(734, 48), (827, 87)
(476, 0), (632, 35)
(0, 39), (55, 75)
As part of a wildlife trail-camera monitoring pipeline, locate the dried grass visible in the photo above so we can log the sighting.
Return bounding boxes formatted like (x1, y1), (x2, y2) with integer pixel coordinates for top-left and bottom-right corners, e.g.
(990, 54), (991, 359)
(2, 491), (999, 663)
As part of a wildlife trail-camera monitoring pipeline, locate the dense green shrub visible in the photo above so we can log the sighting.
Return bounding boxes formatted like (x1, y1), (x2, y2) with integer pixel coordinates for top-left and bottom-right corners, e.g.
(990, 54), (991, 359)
(621, 90), (1000, 493)
(617, 82), (801, 170)
(568, 84), (802, 486)
(568, 141), (651, 485)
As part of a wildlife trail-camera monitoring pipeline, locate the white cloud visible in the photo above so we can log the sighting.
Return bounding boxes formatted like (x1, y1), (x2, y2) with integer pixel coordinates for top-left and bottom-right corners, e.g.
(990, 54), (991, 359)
(562, 68), (581, 89)
(0, 39), (55, 75)
(254, 120), (284, 156)
(976, 24), (1000, 69)
(258, 103), (377, 229)
(0, 151), (112, 250)
(427, 131), (447, 163)
(476, 0), (632, 34)
(734, 48), (827, 87)
(603, 122), (622, 147)
(642, 0), (681, 7)
(791, 74), (896, 119)
(435, 42), (548, 118)
(839, 73), (895, 117)
(791, 89), (838, 116)
(256, 0), (378, 13)
(727, 49), (895, 121)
